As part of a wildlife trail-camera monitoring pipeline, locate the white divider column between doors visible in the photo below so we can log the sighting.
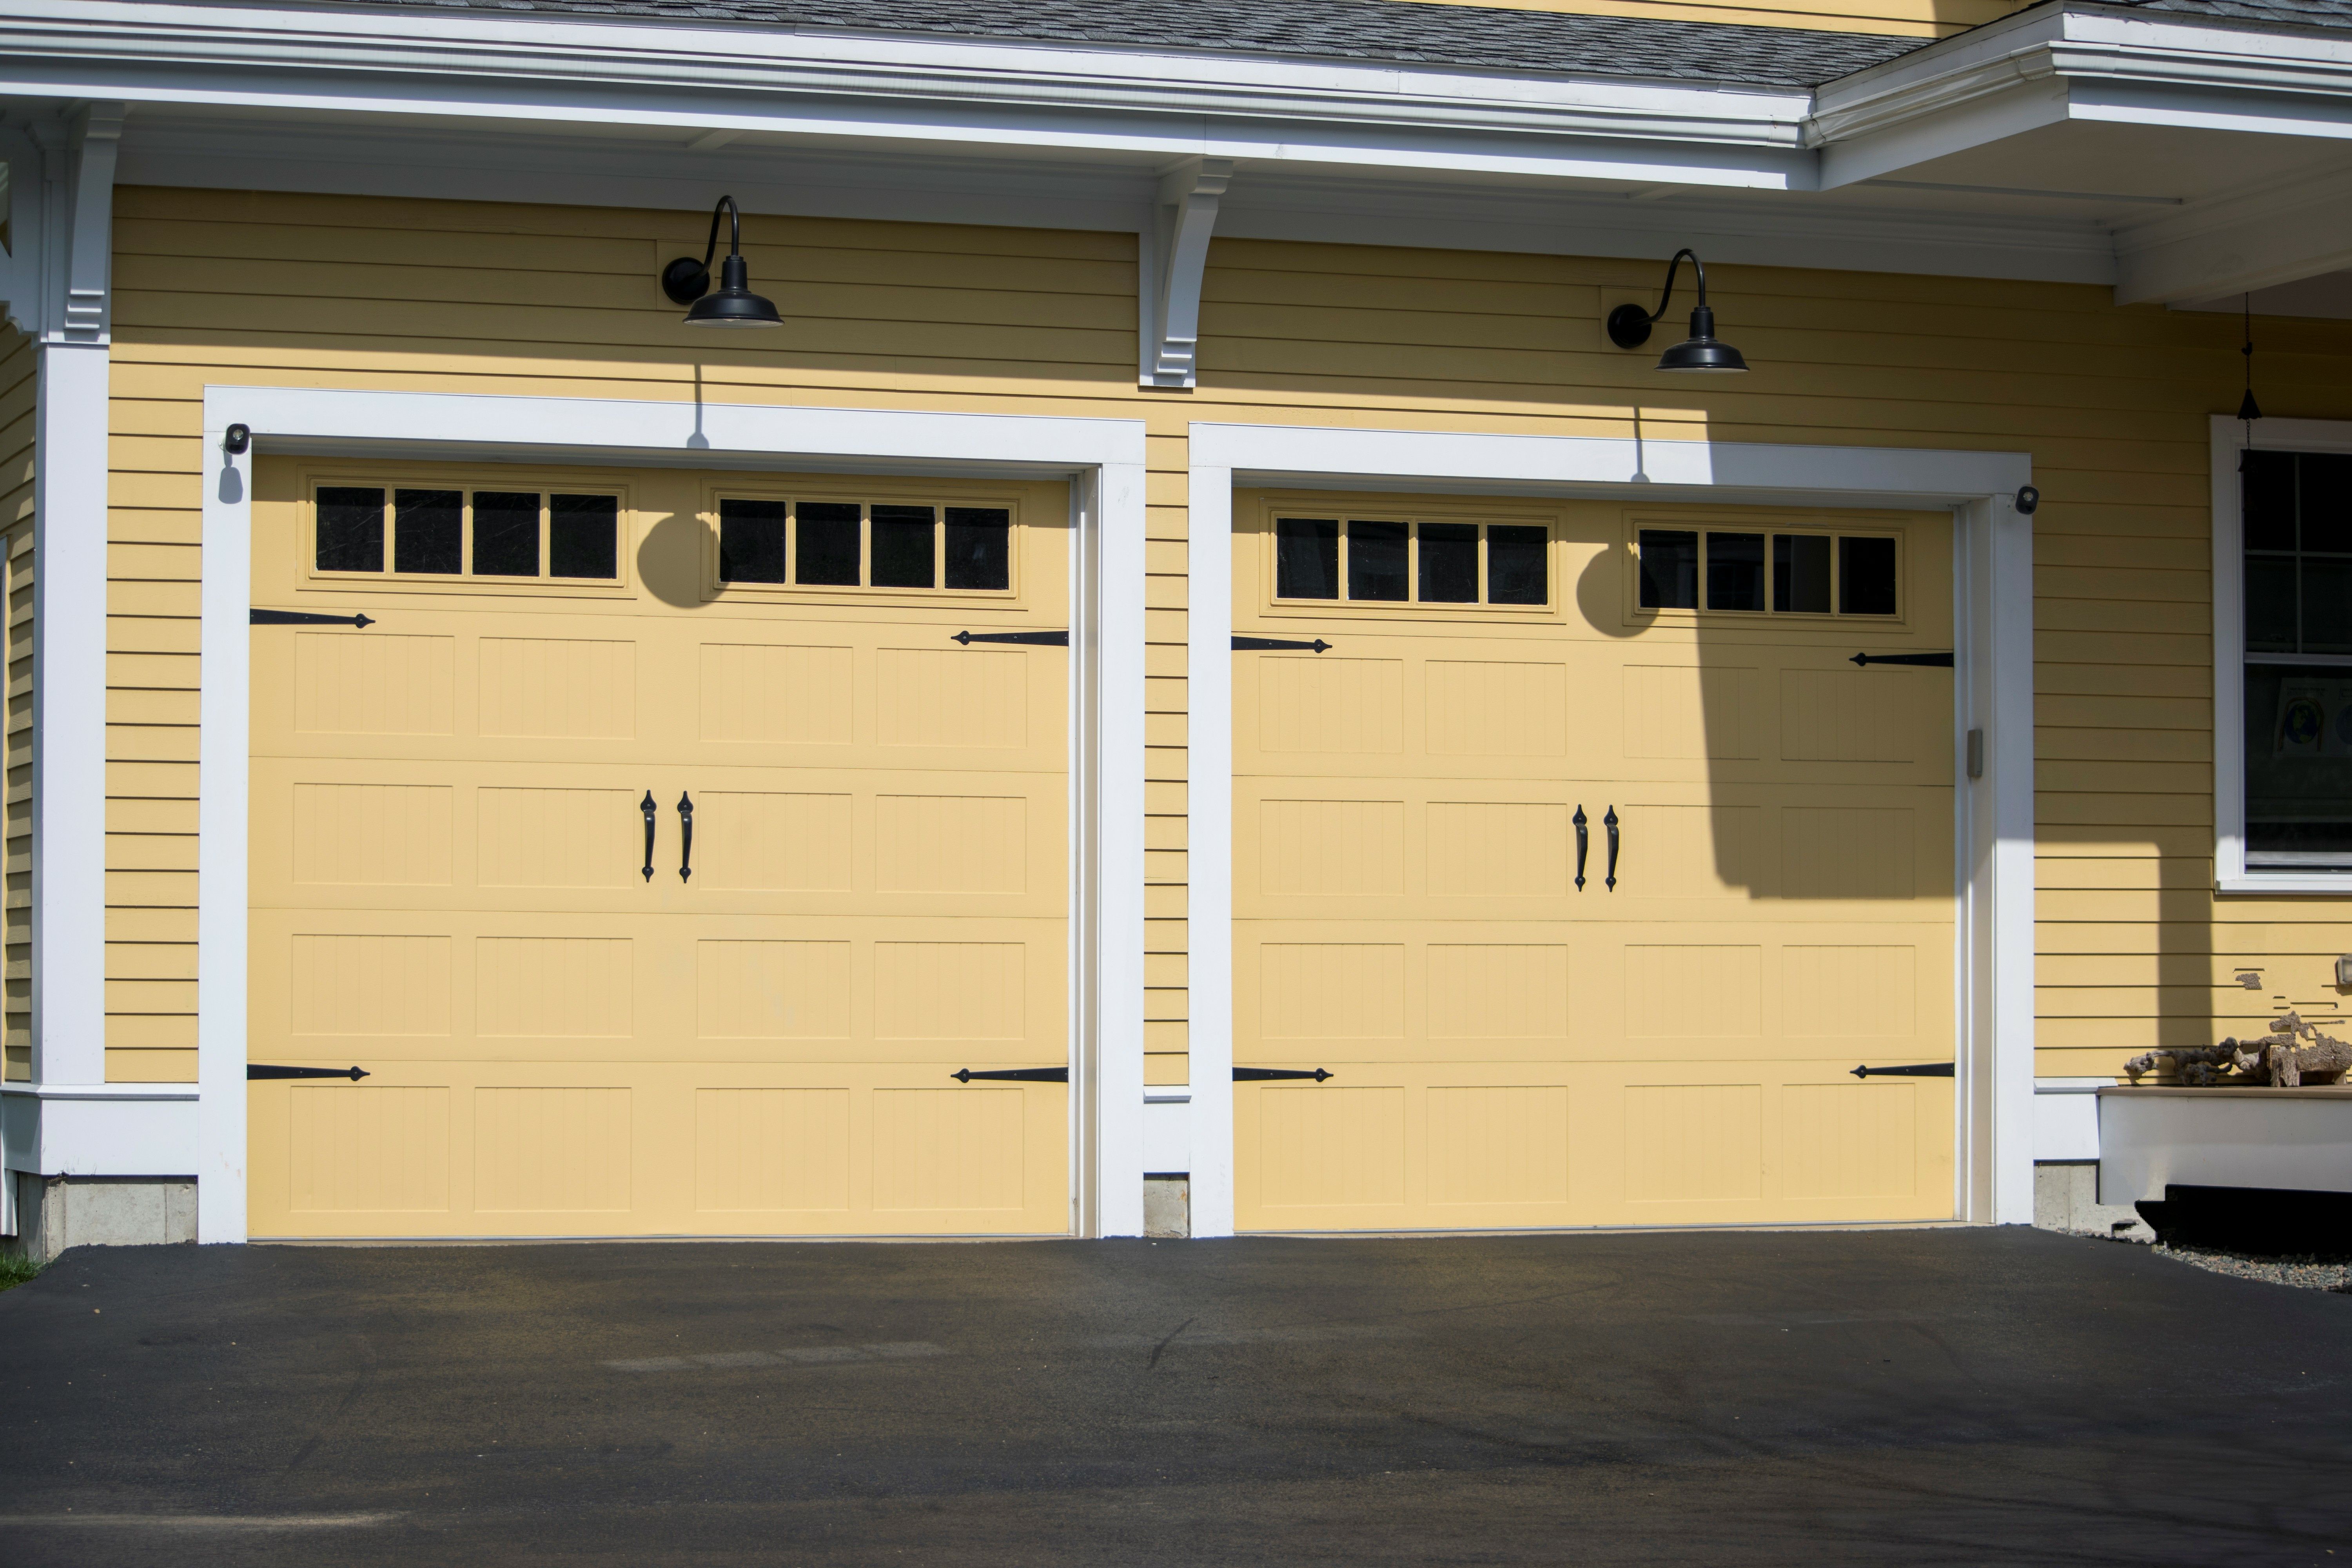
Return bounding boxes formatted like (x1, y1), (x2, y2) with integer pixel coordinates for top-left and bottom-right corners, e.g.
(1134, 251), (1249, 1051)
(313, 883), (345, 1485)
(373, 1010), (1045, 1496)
(196, 430), (252, 1243)
(1185, 467), (1237, 1238)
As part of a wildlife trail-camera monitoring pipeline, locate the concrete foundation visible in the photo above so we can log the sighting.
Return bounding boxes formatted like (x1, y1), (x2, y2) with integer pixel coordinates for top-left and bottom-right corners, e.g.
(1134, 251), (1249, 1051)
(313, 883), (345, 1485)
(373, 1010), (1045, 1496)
(1143, 1175), (1190, 1239)
(5, 1173), (198, 1262)
(2034, 1160), (2152, 1242)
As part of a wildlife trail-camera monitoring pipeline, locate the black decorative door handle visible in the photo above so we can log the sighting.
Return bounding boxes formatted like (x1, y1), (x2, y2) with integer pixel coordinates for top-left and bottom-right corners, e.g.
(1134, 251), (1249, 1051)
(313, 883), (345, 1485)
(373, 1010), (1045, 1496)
(1232, 635), (1332, 652)
(677, 792), (694, 882)
(251, 608), (374, 628)
(952, 1067), (1070, 1083)
(640, 791), (657, 882)
(1234, 1067), (1333, 1082)
(1573, 805), (1589, 891)
(1851, 1062), (1955, 1078)
(248, 1063), (370, 1080)
(1849, 651), (1953, 668)
(1604, 806), (1620, 891)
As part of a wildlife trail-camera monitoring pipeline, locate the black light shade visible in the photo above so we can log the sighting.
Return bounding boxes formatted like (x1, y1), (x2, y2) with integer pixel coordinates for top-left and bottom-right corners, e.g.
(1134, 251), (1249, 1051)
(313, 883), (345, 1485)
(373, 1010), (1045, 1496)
(661, 195), (783, 329)
(1656, 304), (1749, 374)
(1608, 248), (1748, 374)
(685, 254), (782, 328)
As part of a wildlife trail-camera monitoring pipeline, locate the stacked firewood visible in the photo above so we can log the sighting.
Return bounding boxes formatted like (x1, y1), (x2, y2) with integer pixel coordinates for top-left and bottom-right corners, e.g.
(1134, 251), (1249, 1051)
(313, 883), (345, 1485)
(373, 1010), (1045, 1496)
(2125, 1012), (2352, 1087)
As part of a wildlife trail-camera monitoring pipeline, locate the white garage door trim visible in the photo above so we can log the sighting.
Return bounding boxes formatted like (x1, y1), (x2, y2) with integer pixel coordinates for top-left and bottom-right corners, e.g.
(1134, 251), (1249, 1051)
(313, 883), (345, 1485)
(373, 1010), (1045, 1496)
(1185, 422), (2036, 1236)
(198, 387), (1150, 1243)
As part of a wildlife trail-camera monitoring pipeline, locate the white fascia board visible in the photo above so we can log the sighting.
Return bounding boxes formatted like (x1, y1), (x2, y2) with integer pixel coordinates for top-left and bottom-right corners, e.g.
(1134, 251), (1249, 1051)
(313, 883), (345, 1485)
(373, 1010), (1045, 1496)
(2114, 165), (2352, 302)
(0, 0), (1813, 187)
(1813, 6), (2352, 188)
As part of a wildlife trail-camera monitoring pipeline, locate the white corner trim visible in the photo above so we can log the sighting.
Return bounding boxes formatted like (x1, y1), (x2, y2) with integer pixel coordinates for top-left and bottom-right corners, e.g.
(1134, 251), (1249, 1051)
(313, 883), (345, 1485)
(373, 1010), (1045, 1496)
(1140, 157), (1233, 390)
(2211, 413), (2352, 897)
(198, 387), (1149, 1241)
(1184, 421), (2035, 1234)
(0, 1081), (200, 1100)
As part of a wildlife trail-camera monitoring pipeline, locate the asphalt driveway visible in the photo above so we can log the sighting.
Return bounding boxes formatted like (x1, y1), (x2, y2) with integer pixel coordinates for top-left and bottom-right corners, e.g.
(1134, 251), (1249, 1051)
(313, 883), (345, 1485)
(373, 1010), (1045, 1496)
(2, 1227), (2347, 1566)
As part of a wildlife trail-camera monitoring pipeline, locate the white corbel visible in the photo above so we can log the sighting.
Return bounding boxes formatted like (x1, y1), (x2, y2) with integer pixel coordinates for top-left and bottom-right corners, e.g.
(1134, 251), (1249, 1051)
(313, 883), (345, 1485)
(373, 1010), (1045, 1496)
(0, 103), (124, 343)
(1139, 157), (1233, 389)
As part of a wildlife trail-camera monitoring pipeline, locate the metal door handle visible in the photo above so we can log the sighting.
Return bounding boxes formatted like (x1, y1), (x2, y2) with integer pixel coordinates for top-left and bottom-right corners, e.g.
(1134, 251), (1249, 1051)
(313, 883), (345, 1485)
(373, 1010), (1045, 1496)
(1234, 1067), (1333, 1082)
(1604, 806), (1620, 891)
(677, 791), (694, 882)
(1573, 805), (1588, 891)
(1851, 1062), (1954, 1078)
(640, 791), (657, 882)
(952, 1066), (1069, 1083)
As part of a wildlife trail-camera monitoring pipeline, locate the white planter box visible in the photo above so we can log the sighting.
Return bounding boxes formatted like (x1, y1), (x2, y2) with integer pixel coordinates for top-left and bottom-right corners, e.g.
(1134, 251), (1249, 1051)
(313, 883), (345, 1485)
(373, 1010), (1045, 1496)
(2098, 1085), (2352, 1205)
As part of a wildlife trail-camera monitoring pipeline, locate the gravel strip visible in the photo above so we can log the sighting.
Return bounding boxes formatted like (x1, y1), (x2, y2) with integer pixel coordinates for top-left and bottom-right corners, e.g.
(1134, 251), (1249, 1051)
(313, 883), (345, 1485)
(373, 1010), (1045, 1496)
(2150, 1241), (2352, 1293)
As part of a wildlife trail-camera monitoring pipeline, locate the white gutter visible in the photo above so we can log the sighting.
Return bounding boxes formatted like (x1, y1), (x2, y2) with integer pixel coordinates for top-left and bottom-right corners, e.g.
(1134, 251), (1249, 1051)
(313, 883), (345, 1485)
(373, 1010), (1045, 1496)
(0, 0), (1820, 189)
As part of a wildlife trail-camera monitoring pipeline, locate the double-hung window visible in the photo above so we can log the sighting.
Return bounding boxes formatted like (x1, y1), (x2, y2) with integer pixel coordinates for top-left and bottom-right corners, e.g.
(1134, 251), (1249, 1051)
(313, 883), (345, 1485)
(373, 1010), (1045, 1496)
(2216, 418), (2352, 889)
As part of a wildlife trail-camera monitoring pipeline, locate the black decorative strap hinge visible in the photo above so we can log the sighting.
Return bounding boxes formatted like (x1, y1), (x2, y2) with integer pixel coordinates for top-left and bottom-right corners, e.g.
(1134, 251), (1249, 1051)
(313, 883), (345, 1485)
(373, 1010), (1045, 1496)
(1850, 1062), (1955, 1078)
(1234, 1067), (1333, 1082)
(1233, 636), (1331, 653)
(252, 609), (374, 628)
(953, 630), (1068, 646)
(1849, 651), (1953, 668)
(951, 1066), (1069, 1083)
(249, 1064), (370, 1081)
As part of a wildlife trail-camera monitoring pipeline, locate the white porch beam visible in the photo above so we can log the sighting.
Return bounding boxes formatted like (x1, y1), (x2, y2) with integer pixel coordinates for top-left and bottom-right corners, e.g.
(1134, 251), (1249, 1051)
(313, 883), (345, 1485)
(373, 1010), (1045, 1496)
(1140, 158), (1233, 391)
(2113, 166), (2352, 304)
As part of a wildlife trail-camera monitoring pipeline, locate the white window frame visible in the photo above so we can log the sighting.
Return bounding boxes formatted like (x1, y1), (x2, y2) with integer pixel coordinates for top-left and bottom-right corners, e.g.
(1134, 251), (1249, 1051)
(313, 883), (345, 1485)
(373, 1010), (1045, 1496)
(2210, 414), (2352, 895)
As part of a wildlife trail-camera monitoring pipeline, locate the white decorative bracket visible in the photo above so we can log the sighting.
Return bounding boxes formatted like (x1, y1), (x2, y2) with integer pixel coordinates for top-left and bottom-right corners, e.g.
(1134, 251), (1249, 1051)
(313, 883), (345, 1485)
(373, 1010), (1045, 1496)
(0, 103), (125, 345)
(1139, 157), (1233, 389)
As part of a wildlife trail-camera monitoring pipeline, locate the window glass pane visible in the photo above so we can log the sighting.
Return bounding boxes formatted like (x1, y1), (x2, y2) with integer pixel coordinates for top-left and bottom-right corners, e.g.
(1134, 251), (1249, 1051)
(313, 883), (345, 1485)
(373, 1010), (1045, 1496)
(1773, 534), (1831, 613)
(391, 489), (460, 575)
(550, 494), (619, 580)
(1706, 532), (1765, 612)
(795, 502), (860, 586)
(1348, 521), (1408, 601)
(1838, 535), (1897, 615)
(718, 498), (788, 583)
(2245, 663), (2352, 865)
(316, 487), (385, 572)
(2301, 454), (2352, 555)
(472, 491), (540, 577)
(2301, 559), (2352, 655)
(1637, 530), (1697, 610)
(2245, 556), (2298, 652)
(1487, 525), (1547, 605)
(2242, 450), (2297, 553)
(1417, 522), (1478, 603)
(1275, 518), (1338, 600)
(944, 507), (1011, 591)
(871, 505), (935, 588)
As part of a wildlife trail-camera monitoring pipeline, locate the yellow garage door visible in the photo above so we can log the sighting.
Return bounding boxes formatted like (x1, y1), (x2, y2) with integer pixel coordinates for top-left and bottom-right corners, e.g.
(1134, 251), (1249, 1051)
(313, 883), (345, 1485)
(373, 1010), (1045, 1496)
(247, 462), (1070, 1238)
(1233, 493), (1955, 1231)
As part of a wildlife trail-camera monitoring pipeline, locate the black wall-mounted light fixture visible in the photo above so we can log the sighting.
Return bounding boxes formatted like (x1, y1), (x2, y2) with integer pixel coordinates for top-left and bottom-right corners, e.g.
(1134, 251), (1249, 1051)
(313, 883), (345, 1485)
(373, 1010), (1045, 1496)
(1606, 248), (1748, 373)
(660, 195), (783, 328)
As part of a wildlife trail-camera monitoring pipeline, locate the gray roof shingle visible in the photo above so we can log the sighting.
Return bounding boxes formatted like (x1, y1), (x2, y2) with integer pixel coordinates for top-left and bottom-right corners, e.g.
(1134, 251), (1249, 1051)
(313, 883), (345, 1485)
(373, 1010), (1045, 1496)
(2097, 0), (2352, 29)
(271, 0), (1926, 87)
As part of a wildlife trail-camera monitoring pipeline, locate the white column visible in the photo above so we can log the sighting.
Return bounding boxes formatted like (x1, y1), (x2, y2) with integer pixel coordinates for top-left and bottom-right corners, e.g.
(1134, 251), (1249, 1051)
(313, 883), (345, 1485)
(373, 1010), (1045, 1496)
(1184, 463), (1235, 1237)
(1091, 459), (1149, 1238)
(196, 405), (252, 1244)
(29, 342), (112, 1091)
(1959, 494), (2037, 1225)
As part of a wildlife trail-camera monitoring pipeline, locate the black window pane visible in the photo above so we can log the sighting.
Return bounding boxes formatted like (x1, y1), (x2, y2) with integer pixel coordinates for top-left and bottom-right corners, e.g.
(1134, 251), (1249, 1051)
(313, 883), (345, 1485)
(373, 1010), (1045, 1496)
(1839, 535), (1898, 615)
(1417, 522), (1477, 603)
(2247, 557), (2298, 652)
(1487, 526), (1547, 605)
(2244, 663), (2352, 864)
(316, 487), (385, 573)
(2302, 559), (2352, 655)
(473, 491), (540, 577)
(550, 494), (619, 580)
(392, 489), (461, 575)
(1774, 534), (1831, 613)
(2301, 454), (2352, 555)
(1707, 532), (1765, 612)
(2242, 450), (2296, 553)
(871, 505), (935, 588)
(1638, 530), (1697, 610)
(944, 507), (1011, 591)
(1348, 520), (1408, 602)
(718, 499), (787, 583)
(795, 501), (860, 586)
(1275, 518), (1338, 600)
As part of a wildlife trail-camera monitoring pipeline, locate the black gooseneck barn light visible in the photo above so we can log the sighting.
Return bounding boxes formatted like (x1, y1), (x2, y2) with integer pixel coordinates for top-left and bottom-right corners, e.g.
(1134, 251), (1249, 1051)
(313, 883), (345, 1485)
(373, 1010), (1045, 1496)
(1605, 248), (1748, 373)
(660, 195), (783, 328)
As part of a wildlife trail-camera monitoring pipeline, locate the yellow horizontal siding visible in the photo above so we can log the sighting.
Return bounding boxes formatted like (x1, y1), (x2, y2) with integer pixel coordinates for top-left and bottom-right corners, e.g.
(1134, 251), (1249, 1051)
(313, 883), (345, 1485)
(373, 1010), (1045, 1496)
(1394, 0), (2025, 39)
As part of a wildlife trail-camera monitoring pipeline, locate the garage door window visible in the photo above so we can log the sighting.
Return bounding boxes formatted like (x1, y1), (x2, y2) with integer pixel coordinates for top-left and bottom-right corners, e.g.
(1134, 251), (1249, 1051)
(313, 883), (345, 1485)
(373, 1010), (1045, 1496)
(1637, 528), (1896, 616)
(717, 499), (1014, 593)
(314, 486), (621, 582)
(1274, 517), (1549, 608)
